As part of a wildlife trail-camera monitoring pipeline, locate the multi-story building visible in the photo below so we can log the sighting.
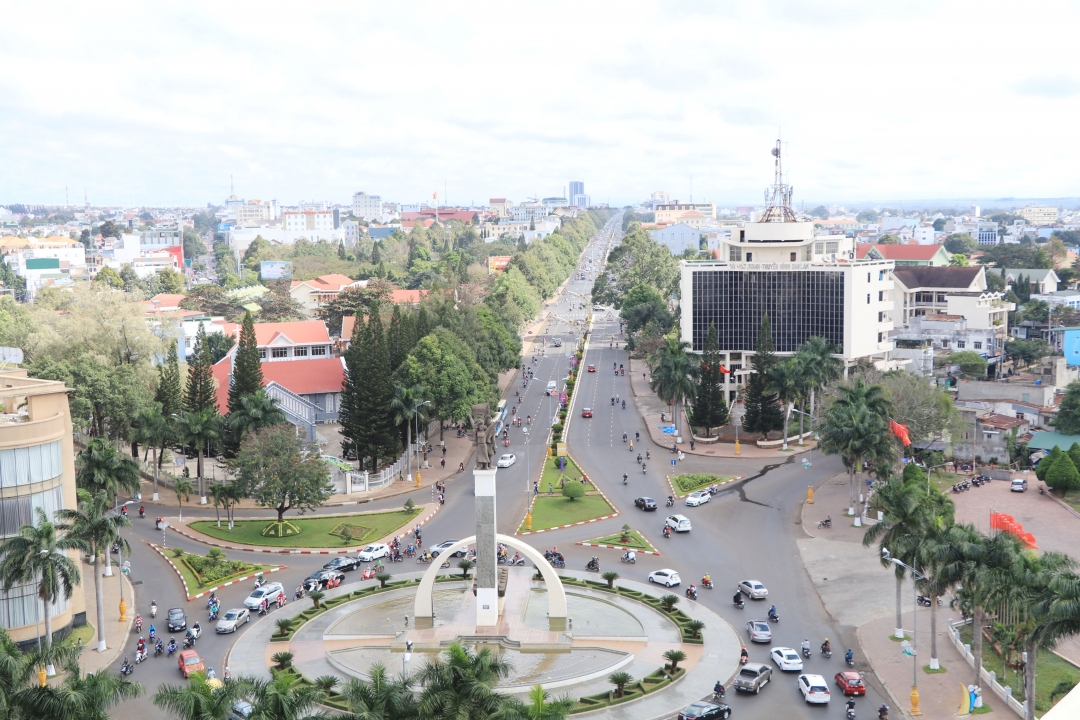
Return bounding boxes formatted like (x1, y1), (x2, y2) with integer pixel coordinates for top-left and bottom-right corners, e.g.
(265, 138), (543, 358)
(1019, 205), (1059, 226)
(679, 144), (896, 402)
(1000, 268), (1060, 296)
(340, 219), (362, 245)
(541, 197), (567, 207)
(289, 273), (365, 316)
(510, 203), (548, 221)
(572, 194), (591, 208)
(568, 181), (584, 202)
(352, 192), (382, 221)
(650, 191), (672, 209)
(656, 201), (717, 224)
(0, 370), (84, 648)
(650, 223), (701, 254)
(889, 266), (988, 325)
(891, 292), (1014, 377)
(855, 244), (952, 267)
(234, 200), (273, 225)
(282, 210), (341, 243)
(489, 198), (512, 217)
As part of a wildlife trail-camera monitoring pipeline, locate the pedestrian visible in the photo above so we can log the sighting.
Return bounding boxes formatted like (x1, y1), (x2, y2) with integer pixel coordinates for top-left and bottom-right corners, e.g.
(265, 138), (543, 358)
(441, 457), (446, 469)
(533, 482), (539, 496)
(439, 493), (444, 505)
(548, 482), (553, 495)
(224, 667), (231, 681)
(690, 440), (695, 451)
(661, 412), (666, 422)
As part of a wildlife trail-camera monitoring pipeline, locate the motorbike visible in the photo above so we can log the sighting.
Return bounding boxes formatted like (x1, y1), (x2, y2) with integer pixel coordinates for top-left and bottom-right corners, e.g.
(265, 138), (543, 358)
(685, 588), (698, 600)
(120, 660), (134, 676)
(665, 497), (674, 507)
(150, 602), (157, 618)
(802, 645), (812, 658)
(846, 654), (855, 668)
(586, 557), (600, 572)
(622, 475), (628, 485)
(167, 642), (177, 657)
(134, 648), (147, 664)
(208, 607), (218, 622)
(154, 640), (164, 657)
(621, 552), (637, 564)
(702, 579), (713, 589)
(817, 517), (832, 529)
(138, 507), (145, 518)
(917, 595), (943, 607)
(768, 609), (780, 623)
(821, 647), (832, 659)
(733, 598), (745, 609)
(846, 704), (857, 720)
(206, 594), (218, 609)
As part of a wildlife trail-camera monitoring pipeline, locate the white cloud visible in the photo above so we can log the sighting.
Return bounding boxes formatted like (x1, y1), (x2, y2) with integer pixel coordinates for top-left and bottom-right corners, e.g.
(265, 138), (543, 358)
(2, 0), (1079, 207)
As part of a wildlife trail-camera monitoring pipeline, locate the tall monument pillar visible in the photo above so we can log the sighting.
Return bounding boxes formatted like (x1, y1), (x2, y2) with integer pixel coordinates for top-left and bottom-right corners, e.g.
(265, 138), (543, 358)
(472, 404), (499, 626)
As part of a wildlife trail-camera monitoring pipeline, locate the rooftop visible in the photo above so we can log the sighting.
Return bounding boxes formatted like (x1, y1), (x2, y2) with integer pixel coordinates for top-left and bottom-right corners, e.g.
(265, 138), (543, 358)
(211, 356), (345, 413)
(855, 244), (947, 261)
(215, 319), (331, 347)
(891, 266), (983, 290)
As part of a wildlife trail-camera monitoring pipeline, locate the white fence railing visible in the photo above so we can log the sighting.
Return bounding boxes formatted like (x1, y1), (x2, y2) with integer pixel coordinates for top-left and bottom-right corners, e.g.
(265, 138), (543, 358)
(946, 617), (1027, 718)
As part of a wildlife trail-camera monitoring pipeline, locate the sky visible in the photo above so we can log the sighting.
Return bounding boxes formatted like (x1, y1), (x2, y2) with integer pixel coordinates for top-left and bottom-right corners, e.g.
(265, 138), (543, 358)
(2, 1), (1080, 209)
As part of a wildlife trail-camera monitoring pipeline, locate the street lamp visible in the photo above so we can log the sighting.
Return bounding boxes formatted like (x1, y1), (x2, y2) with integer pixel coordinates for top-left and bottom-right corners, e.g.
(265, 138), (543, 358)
(408, 399), (431, 487)
(884, 548), (925, 716)
(104, 501), (134, 578)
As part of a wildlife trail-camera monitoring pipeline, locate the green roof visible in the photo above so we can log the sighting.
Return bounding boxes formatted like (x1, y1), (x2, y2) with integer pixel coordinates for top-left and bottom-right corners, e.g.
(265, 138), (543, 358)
(1027, 431), (1080, 451)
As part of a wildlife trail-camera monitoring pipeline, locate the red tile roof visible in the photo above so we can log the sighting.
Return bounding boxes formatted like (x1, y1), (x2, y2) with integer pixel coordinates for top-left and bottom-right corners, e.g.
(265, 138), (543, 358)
(290, 274), (358, 291)
(341, 316), (357, 341)
(215, 320), (331, 346)
(391, 289), (426, 305)
(856, 244), (947, 260)
(211, 357), (345, 413)
(148, 293), (186, 308)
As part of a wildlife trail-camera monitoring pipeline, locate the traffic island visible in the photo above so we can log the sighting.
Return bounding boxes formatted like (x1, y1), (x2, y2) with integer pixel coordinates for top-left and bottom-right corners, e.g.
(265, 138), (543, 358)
(148, 542), (283, 600)
(667, 473), (736, 498)
(517, 493), (616, 534)
(185, 506), (424, 549)
(578, 526), (659, 555)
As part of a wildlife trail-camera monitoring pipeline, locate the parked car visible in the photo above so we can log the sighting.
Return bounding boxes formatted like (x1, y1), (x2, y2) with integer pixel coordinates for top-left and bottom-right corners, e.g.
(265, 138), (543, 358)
(798, 673), (831, 704)
(746, 620), (772, 643)
(216, 608), (250, 633)
(178, 649), (205, 678)
(677, 701), (730, 719)
(323, 556), (361, 572)
(167, 607), (187, 632)
(244, 582), (285, 610)
(497, 454), (517, 467)
(648, 569), (681, 587)
(733, 662), (772, 693)
(1011, 478), (1028, 492)
(685, 490), (711, 507)
(581, 408), (593, 418)
(428, 540), (466, 558)
(834, 671), (866, 696)
(634, 497), (657, 511)
(665, 514), (692, 532)
(738, 579), (769, 598)
(769, 647), (803, 672)
(356, 544), (391, 562)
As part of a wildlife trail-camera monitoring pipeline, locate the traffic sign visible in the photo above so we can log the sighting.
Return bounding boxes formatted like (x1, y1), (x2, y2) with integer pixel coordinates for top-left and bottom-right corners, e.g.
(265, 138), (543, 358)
(671, 459), (677, 467)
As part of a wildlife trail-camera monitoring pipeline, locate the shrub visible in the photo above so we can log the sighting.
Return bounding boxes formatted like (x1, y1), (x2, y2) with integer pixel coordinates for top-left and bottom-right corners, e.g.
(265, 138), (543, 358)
(376, 571), (391, 588)
(172, 547), (185, 558)
(686, 619), (705, 639)
(562, 482), (585, 501)
(404, 498), (415, 513)
(184, 553), (259, 584)
(458, 560), (473, 579)
(601, 571), (619, 589)
(672, 473), (722, 493)
(309, 591), (325, 609)
(659, 594), (679, 612)
(663, 649), (687, 672)
(274, 618), (294, 638)
(609, 671), (633, 698)
(206, 547), (225, 565)
(272, 651), (294, 669)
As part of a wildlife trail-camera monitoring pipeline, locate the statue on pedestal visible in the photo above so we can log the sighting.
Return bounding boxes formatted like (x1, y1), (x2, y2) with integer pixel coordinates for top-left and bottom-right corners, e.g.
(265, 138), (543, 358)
(473, 404), (497, 469)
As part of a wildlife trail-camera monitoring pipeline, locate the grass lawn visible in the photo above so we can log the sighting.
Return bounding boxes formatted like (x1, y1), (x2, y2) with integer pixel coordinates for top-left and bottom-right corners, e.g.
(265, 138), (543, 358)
(541, 455), (594, 492)
(63, 621), (95, 648)
(671, 473), (733, 496)
(169, 553), (267, 591)
(520, 494), (614, 533)
(929, 470), (960, 493)
(585, 529), (656, 552)
(189, 508), (422, 548)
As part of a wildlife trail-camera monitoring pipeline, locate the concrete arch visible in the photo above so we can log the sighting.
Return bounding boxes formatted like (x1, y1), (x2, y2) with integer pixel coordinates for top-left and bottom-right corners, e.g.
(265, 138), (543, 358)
(414, 534), (567, 625)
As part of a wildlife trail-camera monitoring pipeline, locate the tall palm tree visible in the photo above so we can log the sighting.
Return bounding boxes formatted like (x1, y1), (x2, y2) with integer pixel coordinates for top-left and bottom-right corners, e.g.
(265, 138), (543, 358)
(0, 625), (83, 719)
(225, 390), (286, 456)
(0, 507), (82, 675)
(76, 437), (142, 498)
(912, 498), (961, 670)
(416, 642), (513, 720)
(5, 644), (141, 720)
(768, 358), (804, 450)
(178, 408), (222, 504)
(174, 477), (195, 524)
(649, 336), (698, 436)
(55, 490), (129, 653)
(154, 671), (250, 720)
(132, 408), (169, 501)
(795, 336), (842, 420)
(338, 663), (416, 720)
(390, 383), (430, 482)
(246, 669), (328, 720)
(833, 378), (891, 421)
(490, 684), (575, 720)
(958, 526), (1022, 689)
(820, 403), (896, 515)
(863, 477), (927, 639)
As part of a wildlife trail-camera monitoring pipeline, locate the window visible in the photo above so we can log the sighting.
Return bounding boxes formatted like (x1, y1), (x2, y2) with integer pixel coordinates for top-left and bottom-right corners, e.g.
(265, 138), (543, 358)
(791, 252), (797, 262)
(272, 348), (288, 358)
(311, 345), (327, 356)
(729, 246), (742, 261)
(879, 291), (884, 301)
(879, 270), (886, 281)
(974, 341), (982, 350)
(868, 273), (871, 283)
(826, 241), (838, 254)
(814, 243), (824, 254)
(867, 294), (871, 304)
(745, 252), (753, 262)
(937, 293), (948, 303)
(294, 346), (308, 357)
(957, 341), (966, 348)
(941, 340), (949, 348)
(258, 349), (266, 359)
(878, 332), (883, 342)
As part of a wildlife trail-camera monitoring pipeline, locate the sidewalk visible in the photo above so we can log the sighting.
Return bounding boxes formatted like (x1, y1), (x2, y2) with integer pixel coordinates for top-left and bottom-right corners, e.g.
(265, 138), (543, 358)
(79, 560), (136, 676)
(627, 365), (813, 460)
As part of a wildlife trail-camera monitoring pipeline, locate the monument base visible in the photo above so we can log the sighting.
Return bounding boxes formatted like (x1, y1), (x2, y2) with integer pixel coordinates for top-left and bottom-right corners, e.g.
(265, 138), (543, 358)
(477, 587), (499, 626)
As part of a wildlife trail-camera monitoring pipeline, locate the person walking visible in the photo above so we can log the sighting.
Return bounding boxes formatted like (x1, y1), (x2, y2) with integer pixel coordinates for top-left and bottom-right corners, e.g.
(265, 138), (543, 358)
(440, 457), (446, 469)
(533, 482), (539, 496)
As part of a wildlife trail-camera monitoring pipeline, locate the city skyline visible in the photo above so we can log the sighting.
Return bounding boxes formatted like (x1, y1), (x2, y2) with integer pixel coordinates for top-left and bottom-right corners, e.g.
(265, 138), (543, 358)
(2, 2), (1079, 207)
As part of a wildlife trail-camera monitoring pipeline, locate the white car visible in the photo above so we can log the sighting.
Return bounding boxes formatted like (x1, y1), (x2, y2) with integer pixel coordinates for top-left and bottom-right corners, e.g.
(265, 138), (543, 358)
(546, 381), (558, 395)
(497, 454), (517, 468)
(798, 674), (831, 704)
(739, 580), (769, 599)
(665, 514), (692, 532)
(770, 647), (804, 672)
(357, 543), (391, 562)
(243, 582), (285, 610)
(746, 620), (772, 643)
(216, 608), (250, 633)
(428, 540), (466, 558)
(685, 490), (711, 507)
(648, 569), (681, 587)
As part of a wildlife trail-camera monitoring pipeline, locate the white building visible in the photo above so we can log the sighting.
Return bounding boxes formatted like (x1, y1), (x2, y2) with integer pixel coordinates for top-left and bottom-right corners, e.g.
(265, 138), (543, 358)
(650, 222), (700, 255)
(1019, 205), (1059, 225)
(282, 210), (341, 242)
(352, 192), (382, 220)
(235, 200), (275, 225)
(572, 194), (591, 208)
(511, 203), (548, 221)
(914, 226), (939, 245)
(341, 219), (361, 244)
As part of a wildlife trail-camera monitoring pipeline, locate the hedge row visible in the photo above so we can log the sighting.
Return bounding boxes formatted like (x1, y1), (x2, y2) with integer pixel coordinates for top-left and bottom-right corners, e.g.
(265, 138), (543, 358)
(557, 576), (704, 644)
(572, 667), (685, 713)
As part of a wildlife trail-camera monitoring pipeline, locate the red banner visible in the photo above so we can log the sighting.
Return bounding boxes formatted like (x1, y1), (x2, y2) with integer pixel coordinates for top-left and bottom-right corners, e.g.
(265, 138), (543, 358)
(990, 511), (1037, 549)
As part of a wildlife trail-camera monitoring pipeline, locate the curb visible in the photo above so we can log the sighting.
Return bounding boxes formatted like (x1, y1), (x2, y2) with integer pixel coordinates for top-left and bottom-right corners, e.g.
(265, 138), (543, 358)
(665, 473), (745, 499)
(516, 451), (622, 535)
(517, 510), (620, 535)
(167, 503), (441, 555)
(576, 541), (661, 556)
(148, 542), (288, 601)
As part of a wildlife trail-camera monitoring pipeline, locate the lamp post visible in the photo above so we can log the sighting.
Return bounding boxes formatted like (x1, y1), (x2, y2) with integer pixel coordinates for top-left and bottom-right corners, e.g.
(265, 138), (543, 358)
(409, 399), (431, 488)
(732, 387), (741, 456)
(923, 463), (950, 496)
(886, 549), (925, 716)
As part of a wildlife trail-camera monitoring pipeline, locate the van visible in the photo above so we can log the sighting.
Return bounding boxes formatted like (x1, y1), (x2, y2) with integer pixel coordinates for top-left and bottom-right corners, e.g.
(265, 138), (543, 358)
(546, 381), (558, 396)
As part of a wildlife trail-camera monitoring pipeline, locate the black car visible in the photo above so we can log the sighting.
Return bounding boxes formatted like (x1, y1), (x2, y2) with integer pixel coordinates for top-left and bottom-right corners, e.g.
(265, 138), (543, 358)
(634, 497), (657, 511)
(167, 607), (187, 632)
(678, 701), (731, 720)
(323, 556), (360, 572)
(303, 569), (345, 592)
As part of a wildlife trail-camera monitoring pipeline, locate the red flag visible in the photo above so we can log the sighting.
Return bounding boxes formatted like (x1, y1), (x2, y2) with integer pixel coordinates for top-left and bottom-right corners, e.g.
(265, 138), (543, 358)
(889, 420), (911, 446)
(720, 365), (731, 374)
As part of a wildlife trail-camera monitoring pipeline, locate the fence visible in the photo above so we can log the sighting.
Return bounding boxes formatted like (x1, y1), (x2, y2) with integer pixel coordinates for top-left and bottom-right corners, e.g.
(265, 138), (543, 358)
(946, 617), (1028, 718)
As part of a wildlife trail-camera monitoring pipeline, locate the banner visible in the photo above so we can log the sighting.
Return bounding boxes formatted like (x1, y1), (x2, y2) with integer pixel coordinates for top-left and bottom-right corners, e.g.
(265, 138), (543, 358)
(260, 261), (292, 279)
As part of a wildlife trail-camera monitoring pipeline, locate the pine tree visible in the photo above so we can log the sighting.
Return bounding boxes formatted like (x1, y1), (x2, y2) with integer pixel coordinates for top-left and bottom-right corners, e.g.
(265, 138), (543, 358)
(156, 342), (184, 418)
(415, 306), (431, 341)
(228, 311), (264, 414)
(338, 238), (346, 260)
(370, 243), (381, 265)
(387, 304), (407, 373)
(742, 314), (784, 437)
(340, 314), (399, 473)
(690, 323), (729, 436)
(184, 323), (218, 413)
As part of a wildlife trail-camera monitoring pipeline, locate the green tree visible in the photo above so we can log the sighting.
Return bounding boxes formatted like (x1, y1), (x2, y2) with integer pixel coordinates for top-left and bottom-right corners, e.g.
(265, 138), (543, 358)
(947, 351), (988, 378)
(1055, 381), (1080, 435)
(416, 643), (512, 720)
(338, 664), (417, 720)
(229, 424), (333, 523)
(809, 205), (829, 220)
(394, 332), (486, 443)
(863, 477), (929, 639)
(561, 482), (585, 501)
(228, 311), (264, 414)
(742, 314), (783, 437)
(689, 323), (729, 436)
(933, 217), (947, 231)
(157, 343), (184, 418)
(153, 671), (249, 720)
(856, 210), (880, 223)
(184, 323), (218, 413)
(247, 669), (328, 720)
(944, 233), (978, 255)
(341, 314), (400, 471)
(794, 336), (842, 434)
(977, 244), (1052, 269)
(1045, 452), (1080, 497)
(649, 336), (698, 436)
(608, 671), (633, 698)
(93, 266), (123, 289)
(769, 357), (805, 449)
(76, 437), (142, 498)
(0, 507), (81, 675)
(174, 477), (194, 523)
(154, 267), (187, 295)
(390, 383), (431, 475)
(492, 684), (576, 720)
(225, 390), (286, 456)
(30, 355), (153, 440)
(820, 380), (896, 514)
(177, 407), (222, 503)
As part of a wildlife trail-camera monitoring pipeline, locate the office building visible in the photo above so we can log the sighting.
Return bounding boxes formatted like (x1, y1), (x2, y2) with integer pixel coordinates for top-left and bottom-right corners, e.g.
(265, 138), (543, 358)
(282, 210), (341, 242)
(656, 201), (717, 224)
(1019, 205), (1059, 226)
(572, 194), (591, 208)
(352, 192), (382, 221)
(0, 371), (84, 648)
(568, 181), (584, 201)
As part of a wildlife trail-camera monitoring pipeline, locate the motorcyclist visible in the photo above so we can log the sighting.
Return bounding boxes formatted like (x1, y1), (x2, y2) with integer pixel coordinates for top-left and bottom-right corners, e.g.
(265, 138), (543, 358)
(714, 680), (726, 699)
(148, 624), (156, 640)
(150, 600), (158, 617)
(663, 525), (671, 538)
(622, 432), (627, 442)
(846, 698), (857, 714)
(134, 613), (142, 632)
(702, 573), (711, 587)
(621, 400), (625, 409)
(637, 453), (642, 463)
(207, 667), (216, 679)
(688, 583), (697, 598)
(646, 449), (650, 460)
(802, 638), (811, 656)
(139, 505), (145, 517)
(878, 704), (889, 720)
(136, 637), (146, 659)
(154, 637), (164, 654)
(822, 638), (831, 655)
(740, 645), (749, 663)
(666, 495), (674, 506)
(167, 637), (178, 655)
(733, 590), (743, 605)
(846, 648), (854, 665)
(768, 605), (777, 619)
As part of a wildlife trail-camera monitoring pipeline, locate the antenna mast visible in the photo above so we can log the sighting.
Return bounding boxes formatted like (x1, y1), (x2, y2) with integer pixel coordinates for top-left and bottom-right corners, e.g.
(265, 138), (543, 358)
(759, 139), (797, 222)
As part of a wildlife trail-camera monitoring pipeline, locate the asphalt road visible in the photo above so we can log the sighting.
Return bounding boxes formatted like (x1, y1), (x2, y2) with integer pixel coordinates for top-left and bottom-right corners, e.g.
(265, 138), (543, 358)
(108, 215), (888, 719)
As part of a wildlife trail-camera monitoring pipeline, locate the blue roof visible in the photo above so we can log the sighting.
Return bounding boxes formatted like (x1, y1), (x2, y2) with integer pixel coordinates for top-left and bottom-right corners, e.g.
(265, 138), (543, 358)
(368, 228), (396, 240)
(1027, 431), (1080, 451)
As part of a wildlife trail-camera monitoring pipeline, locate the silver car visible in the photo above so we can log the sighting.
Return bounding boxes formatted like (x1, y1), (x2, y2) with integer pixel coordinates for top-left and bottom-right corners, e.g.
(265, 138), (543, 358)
(733, 662), (772, 694)
(216, 608), (250, 633)
(738, 579), (769, 599)
(746, 620), (772, 643)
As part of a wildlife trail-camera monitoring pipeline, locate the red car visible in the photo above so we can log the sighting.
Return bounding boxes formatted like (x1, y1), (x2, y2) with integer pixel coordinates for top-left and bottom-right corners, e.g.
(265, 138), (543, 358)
(581, 408), (593, 418)
(587, 364), (596, 372)
(178, 649), (205, 678)
(834, 671), (866, 695)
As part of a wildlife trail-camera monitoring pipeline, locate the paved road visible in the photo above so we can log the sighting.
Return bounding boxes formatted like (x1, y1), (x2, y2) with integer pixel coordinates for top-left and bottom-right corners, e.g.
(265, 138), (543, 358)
(109, 215), (888, 719)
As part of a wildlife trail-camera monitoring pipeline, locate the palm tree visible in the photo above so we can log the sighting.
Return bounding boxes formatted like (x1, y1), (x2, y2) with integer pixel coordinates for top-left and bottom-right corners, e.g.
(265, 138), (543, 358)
(649, 336), (697, 436)
(178, 408), (222, 504)
(390, 383), (431, 483)
(247, 670), (328, 720)
(225, 390), (286, 455)
(768, 358), (804, 450)
(338, 663), (417, 720)
(12, 648), (141, 720)
(863, 478), (928, 639)
(663, 649), (687, 673)
(56, 490), (129, 653)
(912, 499), (962, 670)
(416, 643), (513, 720)
(131, 407), (168, 500)
(820, 399), (896, 516)
(0, 626), (87, 719)
(174, 477), (195, 523)
(491, 684), (575, 720)
(795, 336), (842, 421)
(607, 671), (633, 698)
(0, 507), (82, 675)
(153, 671), (248, 720)
(958, 526), (1022, 689)
(76, 437), (142, 499)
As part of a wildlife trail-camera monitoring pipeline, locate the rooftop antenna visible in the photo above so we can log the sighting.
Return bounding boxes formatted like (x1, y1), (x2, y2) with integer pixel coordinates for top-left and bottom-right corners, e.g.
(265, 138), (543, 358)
(759, 137), (797, 223)
(230, 175), (234, 196)
(690, 175), (693, 204)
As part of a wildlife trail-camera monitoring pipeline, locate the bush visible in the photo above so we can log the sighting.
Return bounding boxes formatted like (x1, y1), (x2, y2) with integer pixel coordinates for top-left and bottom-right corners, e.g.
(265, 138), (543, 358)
(272, 651), (294, 669)
(404, 498), (415, 513)
(172, 548), (185, 558)
(672, 474), (723, 493)
(562, 482), (585, 501)
(183, 553), (259, 584)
